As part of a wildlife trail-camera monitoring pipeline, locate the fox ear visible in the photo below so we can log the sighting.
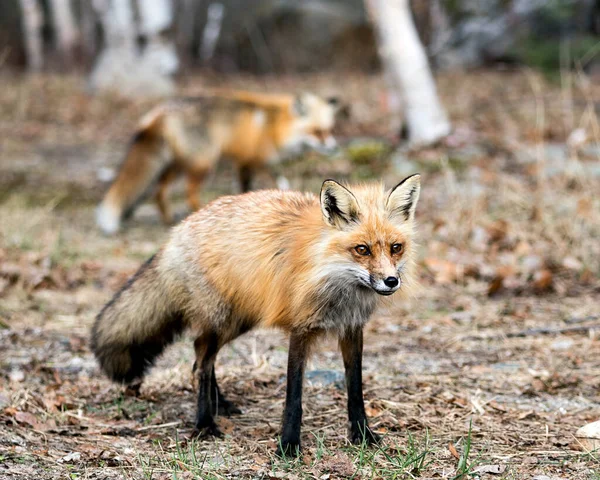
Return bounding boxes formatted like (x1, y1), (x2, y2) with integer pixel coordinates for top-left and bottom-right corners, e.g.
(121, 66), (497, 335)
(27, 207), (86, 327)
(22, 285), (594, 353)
(386, 174), (421, 222)
(320, 180), (360, 229)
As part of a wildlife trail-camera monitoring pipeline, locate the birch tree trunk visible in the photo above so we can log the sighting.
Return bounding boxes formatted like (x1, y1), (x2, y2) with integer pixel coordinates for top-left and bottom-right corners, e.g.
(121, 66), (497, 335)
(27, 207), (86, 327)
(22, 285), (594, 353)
(18, 0), (43, 71)
(367, 0), (451, 147)
(49, 0), (79, 64)
(89, 0), (177, 98)
(137, 0), (179, 76)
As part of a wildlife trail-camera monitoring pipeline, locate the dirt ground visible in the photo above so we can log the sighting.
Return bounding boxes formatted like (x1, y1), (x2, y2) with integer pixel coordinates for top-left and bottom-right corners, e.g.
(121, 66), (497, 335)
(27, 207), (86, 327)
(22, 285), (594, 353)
(1, 69), (599, 479)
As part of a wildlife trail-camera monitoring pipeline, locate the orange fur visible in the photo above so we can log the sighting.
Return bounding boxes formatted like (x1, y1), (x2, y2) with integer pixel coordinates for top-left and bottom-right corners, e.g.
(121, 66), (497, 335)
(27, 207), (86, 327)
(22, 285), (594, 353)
(93, 177), (421, 376)
(92, 176), (421, 450)
(96, 91), (340, 235)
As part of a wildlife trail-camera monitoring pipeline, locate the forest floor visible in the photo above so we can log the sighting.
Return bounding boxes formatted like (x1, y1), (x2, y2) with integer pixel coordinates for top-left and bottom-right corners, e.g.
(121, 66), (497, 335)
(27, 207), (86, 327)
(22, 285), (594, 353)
(1, 69), (600, 479)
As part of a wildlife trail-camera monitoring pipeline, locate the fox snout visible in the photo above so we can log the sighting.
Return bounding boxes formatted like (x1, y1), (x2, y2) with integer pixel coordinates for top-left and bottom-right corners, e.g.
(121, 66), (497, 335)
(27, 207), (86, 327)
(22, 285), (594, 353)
(370, 274), (400, 296)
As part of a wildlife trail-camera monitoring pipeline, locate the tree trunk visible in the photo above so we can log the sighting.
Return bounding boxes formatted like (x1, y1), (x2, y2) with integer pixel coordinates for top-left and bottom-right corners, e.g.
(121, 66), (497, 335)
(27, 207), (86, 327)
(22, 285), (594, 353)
(137, 0), (179, 76)
(366, 0), (450, 147)
(18, 0), (44, 71)
(49, 0), (79, 64)
(89, 0), (176, 98)
(200, 2), (225, 64)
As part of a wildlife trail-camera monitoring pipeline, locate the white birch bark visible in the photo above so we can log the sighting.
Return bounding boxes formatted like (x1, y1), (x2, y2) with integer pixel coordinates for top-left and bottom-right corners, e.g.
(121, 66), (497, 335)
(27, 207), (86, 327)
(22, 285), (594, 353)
(49, 0), (79, 61)
(367, 0), (451, 146)
(137, 0), (179, 76)
(200, 2), (225, 63)
(19, 0), (43, 71)
(89, 0), (176, 98)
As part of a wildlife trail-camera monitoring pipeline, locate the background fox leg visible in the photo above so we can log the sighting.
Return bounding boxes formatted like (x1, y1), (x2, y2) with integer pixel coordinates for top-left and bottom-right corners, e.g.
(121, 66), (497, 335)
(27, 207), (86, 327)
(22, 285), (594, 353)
(155, 164), (180, 224)
(192, 332), (222, 438)
(210, 366), (242, 416)
(276, 331), (313, 457)
(339, 328), (380, 446)
(238, 165), (254, 193)
(186, 170), (208, 212)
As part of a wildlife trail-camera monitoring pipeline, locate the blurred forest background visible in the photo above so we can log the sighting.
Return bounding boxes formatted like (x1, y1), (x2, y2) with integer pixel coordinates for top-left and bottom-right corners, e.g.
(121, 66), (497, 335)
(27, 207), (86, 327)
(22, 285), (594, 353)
(1, 1), (600, 479)
(3, 0), (600, 75)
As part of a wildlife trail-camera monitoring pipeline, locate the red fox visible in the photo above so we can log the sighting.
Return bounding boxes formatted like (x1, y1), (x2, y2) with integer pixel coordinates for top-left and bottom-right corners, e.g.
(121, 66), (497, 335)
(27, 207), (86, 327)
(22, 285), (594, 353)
(91, 175), (421, 456)
(96, 90), (341, 235)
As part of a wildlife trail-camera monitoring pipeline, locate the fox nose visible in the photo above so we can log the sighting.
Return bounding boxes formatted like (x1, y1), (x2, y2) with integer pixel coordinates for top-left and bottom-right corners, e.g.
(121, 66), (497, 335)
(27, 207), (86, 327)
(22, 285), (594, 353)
(384, 276), (399, 288)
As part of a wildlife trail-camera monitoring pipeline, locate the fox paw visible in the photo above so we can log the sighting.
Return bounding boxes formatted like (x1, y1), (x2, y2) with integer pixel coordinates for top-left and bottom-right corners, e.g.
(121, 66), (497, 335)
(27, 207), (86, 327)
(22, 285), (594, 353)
(191, 422), (223, 439)
(275, 439), (301, 458)
(350, 425), (381, 446)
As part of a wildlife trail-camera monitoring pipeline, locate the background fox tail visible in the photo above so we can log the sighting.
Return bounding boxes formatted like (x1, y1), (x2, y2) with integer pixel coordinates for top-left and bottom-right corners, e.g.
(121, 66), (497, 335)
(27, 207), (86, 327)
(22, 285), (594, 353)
(96, 111), (171, 235)
(91, 254), (185, 383)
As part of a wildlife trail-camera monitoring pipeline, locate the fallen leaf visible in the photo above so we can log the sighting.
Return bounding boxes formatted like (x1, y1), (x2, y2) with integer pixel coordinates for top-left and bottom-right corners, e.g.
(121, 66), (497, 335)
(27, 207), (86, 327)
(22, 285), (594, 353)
(533, 269), (553, 291)
(487, 275), (504, 296)
(448, 442), (460, 460)
(15, 411), (40, 429)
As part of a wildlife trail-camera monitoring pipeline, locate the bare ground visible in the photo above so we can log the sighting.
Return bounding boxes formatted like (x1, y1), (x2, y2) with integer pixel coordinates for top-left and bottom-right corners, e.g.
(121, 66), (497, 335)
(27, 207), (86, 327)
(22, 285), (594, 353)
(1, 70), (600, 479)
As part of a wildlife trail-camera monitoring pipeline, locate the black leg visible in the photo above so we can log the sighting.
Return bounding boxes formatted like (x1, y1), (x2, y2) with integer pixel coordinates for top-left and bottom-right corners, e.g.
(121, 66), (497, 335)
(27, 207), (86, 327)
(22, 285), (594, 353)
(210, 365), (242, 416)
(191, 333), (222, 438)
(239, 165), (253, 193)
(339, 328), (380, 445)
(276, 332), (312, 457)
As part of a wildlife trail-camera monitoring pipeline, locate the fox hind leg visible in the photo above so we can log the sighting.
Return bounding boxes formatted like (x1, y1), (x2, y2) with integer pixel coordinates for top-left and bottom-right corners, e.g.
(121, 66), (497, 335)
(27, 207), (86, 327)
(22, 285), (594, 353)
(191, 362), (242, 417)
(276, 331), (315, 457)
(210, 366), (242, 416)
(155, 163), (180, 224)
(191, 332), (222, 438)
(186, 170), (208, 213)
(238, 165), (254, 193)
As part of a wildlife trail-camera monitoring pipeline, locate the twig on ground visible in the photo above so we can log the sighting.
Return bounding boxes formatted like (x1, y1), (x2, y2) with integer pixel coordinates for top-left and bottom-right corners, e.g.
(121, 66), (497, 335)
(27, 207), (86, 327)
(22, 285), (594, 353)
(462, 323), (600, 340)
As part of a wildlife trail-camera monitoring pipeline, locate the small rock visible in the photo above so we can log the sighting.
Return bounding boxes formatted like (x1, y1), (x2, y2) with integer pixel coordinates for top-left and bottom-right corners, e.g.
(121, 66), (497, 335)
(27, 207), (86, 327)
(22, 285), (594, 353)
(581, 143), (600, 159)
(97, 167), (116, 182)
(473, 464), (506, 474)
(562, 256), (583, 271)
(59, 452), (81, 464)
(550, 338), (574, 351)
(521, 255), (542, 273)
(9, 369), (25, 382)
(391, 152), (419, 177)
(576, 420), (600, 453)
(567, 128), (587, 150)
(450, 311), (474, 325)
(305, 370), (345, 389)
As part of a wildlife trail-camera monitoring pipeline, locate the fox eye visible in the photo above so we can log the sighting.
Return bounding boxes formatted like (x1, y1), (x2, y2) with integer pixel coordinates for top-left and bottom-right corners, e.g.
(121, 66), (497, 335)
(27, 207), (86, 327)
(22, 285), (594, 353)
(355, 245), (370, 256)
(391, 243), (403, 254)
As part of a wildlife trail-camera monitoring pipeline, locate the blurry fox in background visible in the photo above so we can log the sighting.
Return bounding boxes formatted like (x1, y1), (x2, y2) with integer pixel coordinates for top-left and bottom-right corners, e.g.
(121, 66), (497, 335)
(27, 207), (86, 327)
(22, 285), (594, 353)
(91, 174), (421, 456)
(96, 90), (342, 234)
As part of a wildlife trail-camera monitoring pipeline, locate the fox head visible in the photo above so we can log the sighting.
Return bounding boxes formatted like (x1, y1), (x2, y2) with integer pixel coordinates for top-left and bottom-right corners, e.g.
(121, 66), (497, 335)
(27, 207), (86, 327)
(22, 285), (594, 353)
(285, 93), (341, 155)
(318, 175), (421, 296)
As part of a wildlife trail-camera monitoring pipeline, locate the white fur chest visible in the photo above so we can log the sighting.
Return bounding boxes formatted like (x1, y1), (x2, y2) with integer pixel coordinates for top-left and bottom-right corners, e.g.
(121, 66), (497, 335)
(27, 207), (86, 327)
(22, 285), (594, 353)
(311, 284), (379, 334)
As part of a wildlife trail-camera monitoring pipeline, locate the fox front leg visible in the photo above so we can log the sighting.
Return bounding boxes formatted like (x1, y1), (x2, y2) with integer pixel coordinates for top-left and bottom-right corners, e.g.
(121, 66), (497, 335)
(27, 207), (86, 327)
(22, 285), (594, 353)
(339, 327), (381, 446)
(276, 331), (312, 457)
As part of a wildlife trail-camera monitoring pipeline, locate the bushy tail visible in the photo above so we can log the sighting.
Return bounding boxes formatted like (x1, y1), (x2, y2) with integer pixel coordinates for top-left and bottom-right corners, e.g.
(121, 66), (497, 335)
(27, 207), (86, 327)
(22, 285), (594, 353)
(96, 111), (172, 235)
(91, 254), (186, 383)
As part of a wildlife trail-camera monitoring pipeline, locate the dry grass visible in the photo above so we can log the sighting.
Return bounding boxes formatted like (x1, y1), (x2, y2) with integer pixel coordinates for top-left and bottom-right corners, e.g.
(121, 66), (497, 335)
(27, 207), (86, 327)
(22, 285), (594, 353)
(1, 69), (600, 479)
